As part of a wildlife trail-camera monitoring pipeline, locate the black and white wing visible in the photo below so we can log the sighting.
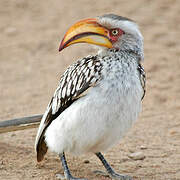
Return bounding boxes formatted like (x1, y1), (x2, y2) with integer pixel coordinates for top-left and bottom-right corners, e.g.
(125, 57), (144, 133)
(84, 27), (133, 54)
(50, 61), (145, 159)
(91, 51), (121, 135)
(35, 55), (102, 161)
(137, 63), (146, 100)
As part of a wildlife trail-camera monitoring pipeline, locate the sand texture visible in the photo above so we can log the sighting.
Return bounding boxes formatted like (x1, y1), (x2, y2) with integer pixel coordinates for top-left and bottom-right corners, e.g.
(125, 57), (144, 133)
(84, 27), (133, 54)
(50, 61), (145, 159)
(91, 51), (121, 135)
(0, 0), (180, 179)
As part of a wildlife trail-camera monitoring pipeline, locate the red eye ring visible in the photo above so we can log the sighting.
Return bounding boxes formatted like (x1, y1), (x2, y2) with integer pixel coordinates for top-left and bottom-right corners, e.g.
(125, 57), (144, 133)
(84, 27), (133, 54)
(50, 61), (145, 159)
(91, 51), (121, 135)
(110, 28), (124, 37)
(109, 28), (124, 43)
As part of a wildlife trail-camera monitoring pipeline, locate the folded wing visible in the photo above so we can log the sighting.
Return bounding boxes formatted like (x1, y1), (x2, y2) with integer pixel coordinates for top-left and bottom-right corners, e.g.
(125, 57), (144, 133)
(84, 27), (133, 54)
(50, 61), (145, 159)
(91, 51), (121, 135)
(35, 55), (102, 162)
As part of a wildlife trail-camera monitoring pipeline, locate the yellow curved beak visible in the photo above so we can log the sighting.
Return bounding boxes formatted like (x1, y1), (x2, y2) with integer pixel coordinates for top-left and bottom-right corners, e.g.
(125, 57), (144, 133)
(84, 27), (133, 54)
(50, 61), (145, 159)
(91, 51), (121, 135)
(59, 18), (112, 51)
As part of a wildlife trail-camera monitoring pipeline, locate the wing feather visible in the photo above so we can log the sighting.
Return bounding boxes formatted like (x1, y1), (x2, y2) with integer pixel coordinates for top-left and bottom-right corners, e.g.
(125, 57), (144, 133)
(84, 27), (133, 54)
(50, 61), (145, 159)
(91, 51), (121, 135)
(137, 63), (146, 100)
(35, 55), (102, 161)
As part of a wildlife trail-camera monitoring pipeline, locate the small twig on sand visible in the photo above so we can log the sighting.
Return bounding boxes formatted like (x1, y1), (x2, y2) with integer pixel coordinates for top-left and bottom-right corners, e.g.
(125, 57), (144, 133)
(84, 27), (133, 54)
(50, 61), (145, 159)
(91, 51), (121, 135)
(0, 114), (42, 134)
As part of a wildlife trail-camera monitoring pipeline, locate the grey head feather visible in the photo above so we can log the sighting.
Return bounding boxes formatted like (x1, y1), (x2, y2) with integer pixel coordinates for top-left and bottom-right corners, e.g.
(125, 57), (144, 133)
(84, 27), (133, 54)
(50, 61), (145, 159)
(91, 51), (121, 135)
(98, 14), (144, 61)
(100, 14), (134, 22)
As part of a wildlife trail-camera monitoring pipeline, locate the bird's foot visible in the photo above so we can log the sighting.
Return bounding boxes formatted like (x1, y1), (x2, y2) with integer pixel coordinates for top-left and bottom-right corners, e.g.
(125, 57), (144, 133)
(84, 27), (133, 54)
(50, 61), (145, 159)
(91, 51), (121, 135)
(109, 172), (133, 180)
(56, 173), (87, 180)
(93, 170), (109, 177)
(58, 152), (88, 180)
(94, 170), (133, 180)
(95, 152), (133, 180)
(56, 173), (65, 180)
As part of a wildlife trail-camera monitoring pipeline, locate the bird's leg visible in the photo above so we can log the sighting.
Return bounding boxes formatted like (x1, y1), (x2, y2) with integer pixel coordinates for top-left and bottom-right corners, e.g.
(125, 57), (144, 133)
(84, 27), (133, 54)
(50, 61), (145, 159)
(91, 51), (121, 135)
(95, 152), (133, 180)
(56, 152), (87, 180)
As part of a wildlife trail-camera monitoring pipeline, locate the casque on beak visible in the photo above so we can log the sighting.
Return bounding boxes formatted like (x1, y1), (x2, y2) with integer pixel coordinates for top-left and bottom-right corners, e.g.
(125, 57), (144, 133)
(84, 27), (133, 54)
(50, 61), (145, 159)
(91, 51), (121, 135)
(59, 18), (113, 51)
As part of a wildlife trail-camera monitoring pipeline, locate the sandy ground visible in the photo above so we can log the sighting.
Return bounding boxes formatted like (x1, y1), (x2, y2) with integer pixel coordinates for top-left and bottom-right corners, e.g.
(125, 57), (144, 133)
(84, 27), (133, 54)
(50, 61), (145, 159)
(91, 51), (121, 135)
(0, 0), (180, 179)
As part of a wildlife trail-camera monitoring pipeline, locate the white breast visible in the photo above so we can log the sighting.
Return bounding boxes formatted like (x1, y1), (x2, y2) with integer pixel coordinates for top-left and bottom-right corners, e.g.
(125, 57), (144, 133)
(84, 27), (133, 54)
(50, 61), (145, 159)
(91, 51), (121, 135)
(45, 58), (143, 155)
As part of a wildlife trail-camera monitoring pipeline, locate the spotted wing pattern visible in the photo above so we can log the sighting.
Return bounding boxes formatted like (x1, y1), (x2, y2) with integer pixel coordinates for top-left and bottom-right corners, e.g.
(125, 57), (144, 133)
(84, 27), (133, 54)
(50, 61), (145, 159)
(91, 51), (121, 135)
(51, 55), (102, 114)
(137, 63), (146, 100)
(35, 55), (102, 161)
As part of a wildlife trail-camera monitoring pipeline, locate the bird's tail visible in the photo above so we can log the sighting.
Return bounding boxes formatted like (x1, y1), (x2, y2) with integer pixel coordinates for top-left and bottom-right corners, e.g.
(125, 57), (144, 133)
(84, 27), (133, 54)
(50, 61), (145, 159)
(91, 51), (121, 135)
(35, 103), (53, 162)
(36, 135), (48, 162)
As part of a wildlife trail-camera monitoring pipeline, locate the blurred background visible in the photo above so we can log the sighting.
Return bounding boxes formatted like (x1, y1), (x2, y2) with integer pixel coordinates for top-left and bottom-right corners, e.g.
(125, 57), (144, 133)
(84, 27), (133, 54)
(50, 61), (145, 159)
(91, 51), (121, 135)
(0, 0), (180, 179)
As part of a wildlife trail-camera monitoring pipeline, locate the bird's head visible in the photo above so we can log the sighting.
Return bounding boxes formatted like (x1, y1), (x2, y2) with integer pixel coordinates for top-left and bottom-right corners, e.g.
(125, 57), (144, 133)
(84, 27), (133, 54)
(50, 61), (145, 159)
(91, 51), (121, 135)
(59, 14), (144, 59)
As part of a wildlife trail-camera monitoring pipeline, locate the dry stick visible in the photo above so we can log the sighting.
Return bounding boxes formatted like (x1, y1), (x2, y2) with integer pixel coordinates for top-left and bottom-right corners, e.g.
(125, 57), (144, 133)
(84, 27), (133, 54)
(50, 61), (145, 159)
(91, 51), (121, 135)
(0, 114), (42, 134)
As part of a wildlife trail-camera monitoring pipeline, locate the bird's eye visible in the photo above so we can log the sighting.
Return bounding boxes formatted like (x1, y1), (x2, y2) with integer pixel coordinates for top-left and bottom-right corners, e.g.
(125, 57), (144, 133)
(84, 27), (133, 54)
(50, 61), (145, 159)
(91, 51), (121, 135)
(111, 29), (119, 36)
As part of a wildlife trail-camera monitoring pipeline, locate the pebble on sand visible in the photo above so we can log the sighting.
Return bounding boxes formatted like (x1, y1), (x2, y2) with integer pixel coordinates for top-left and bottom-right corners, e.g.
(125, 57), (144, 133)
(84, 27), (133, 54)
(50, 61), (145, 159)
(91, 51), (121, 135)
(128, 152), (145, 160)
